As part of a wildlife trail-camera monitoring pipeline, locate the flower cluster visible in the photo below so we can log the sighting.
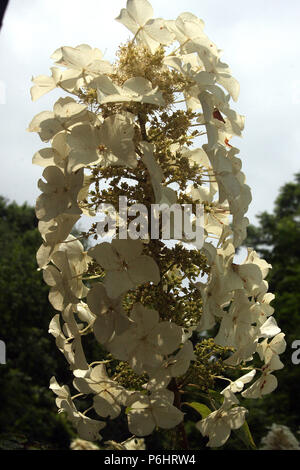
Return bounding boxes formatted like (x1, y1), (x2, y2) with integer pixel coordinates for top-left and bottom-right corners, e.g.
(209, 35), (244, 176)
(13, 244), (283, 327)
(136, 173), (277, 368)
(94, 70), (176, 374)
(260, 424), (300, 451)
(29, 0), (285, 449)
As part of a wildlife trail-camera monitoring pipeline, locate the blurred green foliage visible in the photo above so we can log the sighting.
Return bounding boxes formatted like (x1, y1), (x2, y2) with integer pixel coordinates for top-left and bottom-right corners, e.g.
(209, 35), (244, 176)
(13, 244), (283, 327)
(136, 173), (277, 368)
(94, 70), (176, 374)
(0, 196), (74, 449)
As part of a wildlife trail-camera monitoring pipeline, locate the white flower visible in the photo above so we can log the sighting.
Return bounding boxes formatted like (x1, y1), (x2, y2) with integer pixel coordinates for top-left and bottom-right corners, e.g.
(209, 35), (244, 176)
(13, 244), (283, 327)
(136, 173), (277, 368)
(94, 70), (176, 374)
(169, 12), (206, 44)
(196, 277), (232, 331)
(127, 389), (184, 436)
(52, 43), (112, 80)
(234, 248), (272, 296)
(242, 353), (284, 399)
(97, 114), (137, 168)
(207, 59), (240, 102)
(38, 213), (80, 253)
(196, 390), (247, 447)
(36, 167), (83, 221)
(30, 67), (61, 101)
(43, 249), (88, 310)
(88, 239), (160, 299)
(221, 370), (256, 394)
(116, 0), (174, 53)
(257, 333), (287, 363)
(145, 341), (195, 390)
(75, 301), (95, 325)
(87, 283), (130, 345)
(73, 365), (129, 420)
(50, 377), (106, 441)
(123, 437), (146, 450)
(27, 97), (87, 142)
(140, 141), (177, 205)
(187, 183), (229, 239)
(70, 438), (100, 450)
(260, 424), (300, 450)
(32, 131), (69, 168)
(37, 233), (86, 270)
(66, 114), (137, 172)
(241, 373), (277, 399)
(214, 291), (257, 349)
(96, 75), (165, 106)
(210, 241), (244, 293)
(224, 332), (258, 366)
(107, 303), (182, 374)
(259, 316), (281, 339)
(49, 311), (88, 370)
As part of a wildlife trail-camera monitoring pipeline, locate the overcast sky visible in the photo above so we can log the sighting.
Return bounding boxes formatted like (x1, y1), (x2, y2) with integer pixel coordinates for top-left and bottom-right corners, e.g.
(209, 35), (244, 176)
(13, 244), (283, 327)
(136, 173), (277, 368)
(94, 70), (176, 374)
(0, 0), (299, 224)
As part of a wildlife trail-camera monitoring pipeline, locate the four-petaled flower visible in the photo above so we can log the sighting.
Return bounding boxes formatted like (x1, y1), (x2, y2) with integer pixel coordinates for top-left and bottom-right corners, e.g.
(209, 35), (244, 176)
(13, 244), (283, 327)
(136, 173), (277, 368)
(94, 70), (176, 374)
(88, 239), (160, 299)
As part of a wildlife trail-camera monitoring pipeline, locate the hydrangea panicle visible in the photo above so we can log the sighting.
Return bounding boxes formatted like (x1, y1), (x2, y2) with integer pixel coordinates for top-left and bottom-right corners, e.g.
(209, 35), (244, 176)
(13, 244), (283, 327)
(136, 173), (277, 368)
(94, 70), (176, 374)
(30, 0), (285, 449)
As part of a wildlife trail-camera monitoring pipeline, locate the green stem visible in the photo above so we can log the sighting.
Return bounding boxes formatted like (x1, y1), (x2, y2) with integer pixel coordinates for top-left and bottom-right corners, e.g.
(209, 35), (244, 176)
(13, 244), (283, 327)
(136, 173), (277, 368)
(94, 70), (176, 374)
(168, 378), (189, 450)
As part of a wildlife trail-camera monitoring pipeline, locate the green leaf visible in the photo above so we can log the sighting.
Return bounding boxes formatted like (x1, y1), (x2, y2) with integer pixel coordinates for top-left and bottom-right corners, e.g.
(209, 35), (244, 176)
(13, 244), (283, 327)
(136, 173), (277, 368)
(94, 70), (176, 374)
(234, 420), (256, 450)
(183, 401), (212, 418)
